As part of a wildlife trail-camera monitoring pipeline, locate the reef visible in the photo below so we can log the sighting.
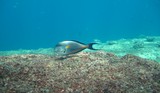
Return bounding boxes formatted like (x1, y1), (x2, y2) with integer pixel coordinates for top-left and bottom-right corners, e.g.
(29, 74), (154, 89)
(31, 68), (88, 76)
(1, 36), (160, 62)
(0, 51), (160, 93)
(93, 36), (160, 62)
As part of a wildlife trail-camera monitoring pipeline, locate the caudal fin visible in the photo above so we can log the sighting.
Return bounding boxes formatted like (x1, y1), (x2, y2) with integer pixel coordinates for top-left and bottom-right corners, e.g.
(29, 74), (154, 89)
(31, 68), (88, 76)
(88, 43), (98, 50)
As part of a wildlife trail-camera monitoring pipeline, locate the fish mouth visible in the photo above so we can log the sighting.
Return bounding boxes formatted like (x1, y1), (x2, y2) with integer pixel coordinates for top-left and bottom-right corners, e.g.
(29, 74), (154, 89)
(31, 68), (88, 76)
(54, 46), (67, 56)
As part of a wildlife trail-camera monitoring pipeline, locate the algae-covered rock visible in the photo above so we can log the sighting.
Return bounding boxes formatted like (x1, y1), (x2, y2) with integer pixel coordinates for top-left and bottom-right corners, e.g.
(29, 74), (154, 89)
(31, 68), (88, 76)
(0, 51), (160, 93)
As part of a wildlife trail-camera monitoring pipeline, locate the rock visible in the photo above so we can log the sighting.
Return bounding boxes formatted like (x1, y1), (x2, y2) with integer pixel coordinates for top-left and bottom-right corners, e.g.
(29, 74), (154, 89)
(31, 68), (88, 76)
(0, 51), (160, 93)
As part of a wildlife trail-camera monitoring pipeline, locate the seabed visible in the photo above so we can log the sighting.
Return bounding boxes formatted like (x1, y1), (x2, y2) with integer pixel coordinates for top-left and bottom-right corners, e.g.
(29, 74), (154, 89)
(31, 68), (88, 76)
(0, 36), (160, 93)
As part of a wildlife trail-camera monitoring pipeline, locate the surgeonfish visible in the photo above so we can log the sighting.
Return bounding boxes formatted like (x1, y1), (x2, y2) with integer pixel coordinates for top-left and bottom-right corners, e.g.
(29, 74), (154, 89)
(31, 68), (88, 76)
(54, 40), (97, 56)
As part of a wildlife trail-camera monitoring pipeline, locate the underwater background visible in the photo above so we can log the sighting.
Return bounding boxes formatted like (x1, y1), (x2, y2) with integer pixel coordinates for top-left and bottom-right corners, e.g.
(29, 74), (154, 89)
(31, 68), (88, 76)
(1, 1), (160, 92)
(0, 0), (160, 51)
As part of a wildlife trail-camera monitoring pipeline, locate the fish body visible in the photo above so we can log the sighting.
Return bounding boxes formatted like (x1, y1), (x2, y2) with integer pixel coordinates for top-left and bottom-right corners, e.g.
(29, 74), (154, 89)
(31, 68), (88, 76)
(54, 40), (97, 56)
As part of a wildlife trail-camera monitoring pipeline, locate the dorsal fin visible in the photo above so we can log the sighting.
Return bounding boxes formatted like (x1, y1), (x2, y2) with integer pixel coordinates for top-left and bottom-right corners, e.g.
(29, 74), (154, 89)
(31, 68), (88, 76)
(70, 40), (86, 45)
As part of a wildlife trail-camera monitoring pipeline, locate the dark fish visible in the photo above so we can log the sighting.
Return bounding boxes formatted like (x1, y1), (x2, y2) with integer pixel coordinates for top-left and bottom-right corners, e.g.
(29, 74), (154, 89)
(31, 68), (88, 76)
(54, 40), (97, 56)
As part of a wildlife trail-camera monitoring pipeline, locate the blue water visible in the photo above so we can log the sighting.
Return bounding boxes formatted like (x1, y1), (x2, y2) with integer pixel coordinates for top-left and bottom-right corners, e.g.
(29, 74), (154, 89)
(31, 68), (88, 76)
(0, 0), (160, 51)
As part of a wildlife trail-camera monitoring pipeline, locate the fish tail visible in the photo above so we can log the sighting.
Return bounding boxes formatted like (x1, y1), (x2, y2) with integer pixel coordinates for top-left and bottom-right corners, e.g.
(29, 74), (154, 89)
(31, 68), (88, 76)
(88, 43), (98, 50)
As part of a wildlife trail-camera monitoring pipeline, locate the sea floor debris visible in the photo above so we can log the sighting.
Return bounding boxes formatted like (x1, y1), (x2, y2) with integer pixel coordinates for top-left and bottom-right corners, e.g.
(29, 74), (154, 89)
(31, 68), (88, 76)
(0, 51), (160, 93)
